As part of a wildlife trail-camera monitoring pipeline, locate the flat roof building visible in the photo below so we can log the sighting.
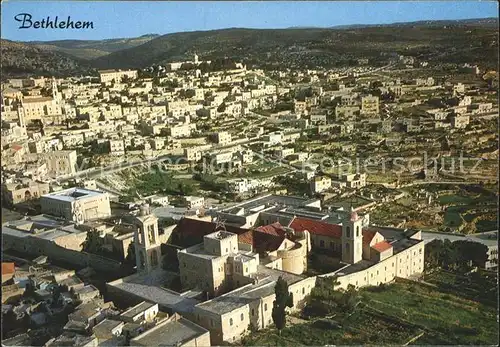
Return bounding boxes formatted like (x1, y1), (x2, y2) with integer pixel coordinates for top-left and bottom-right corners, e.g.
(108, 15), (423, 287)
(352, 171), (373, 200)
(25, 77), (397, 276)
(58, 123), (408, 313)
(130, 313), (210, 347)
(40, 187), (111, 223)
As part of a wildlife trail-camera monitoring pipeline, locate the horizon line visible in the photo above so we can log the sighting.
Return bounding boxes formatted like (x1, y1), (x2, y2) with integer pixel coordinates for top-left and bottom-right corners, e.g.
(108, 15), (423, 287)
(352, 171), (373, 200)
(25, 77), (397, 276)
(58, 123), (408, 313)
(3, 16), (498, 43)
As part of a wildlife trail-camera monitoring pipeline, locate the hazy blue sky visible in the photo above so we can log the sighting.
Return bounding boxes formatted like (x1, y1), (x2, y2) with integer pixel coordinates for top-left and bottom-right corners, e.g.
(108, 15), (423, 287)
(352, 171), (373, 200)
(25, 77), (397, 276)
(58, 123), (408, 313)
(1, 1), (498, 41)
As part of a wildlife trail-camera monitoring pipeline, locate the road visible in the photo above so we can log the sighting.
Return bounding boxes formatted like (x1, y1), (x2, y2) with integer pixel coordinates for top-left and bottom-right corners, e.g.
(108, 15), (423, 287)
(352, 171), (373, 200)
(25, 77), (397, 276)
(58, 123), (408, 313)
(380, 180), (484, 189)
(54, 136), (263, 184)
(95, 180), (122, 197)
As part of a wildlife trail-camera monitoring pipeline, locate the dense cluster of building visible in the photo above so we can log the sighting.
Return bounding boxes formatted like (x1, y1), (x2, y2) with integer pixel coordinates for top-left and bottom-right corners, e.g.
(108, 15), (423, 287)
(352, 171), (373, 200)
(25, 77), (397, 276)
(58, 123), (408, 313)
(1, 50), (498, 346)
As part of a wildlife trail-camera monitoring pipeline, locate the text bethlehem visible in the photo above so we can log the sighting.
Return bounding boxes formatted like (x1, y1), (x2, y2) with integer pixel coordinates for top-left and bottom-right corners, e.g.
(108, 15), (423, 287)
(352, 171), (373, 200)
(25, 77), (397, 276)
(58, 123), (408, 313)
(15, 13), (94, 29)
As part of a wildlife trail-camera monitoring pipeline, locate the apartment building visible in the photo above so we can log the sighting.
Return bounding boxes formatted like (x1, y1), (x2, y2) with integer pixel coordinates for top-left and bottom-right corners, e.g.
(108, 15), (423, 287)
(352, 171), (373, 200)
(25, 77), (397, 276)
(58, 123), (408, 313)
(214, 131), (232, 146)
(361, 95), (380, 116)
(19, 97), (62, 123)
(167, 124), (193, 138)
(38, 150), (78, 178)
(451, 114), (470, 129)
(340, 173), (367, 189)
(2, 180), (50, 205)
(109, 139), (125, 156)
(99, 69), (138, 83)
(310, 176), (332, 194)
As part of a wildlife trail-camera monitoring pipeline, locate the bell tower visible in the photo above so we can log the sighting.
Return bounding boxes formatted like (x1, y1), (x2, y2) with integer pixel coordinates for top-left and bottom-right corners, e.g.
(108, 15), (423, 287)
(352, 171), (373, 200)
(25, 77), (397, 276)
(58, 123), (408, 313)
(52, 77), (61, 103)
(341, 208), (363, 264)
(133, 204), (162, 273)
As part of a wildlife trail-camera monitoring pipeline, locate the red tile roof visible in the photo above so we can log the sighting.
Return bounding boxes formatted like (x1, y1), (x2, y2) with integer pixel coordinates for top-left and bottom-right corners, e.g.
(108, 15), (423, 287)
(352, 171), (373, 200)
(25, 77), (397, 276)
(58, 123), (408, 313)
(2, 262), (15, 275)
(11, 144), (23, 151)
(289, 217), (342, 238)
(238, 230), (254, 245)
(239, 225), (287, 253)
(372, 241), (393, 253)
(255, 222), (286, 237)
(253, 232), (285, 253)
(174, 218), (248, 247)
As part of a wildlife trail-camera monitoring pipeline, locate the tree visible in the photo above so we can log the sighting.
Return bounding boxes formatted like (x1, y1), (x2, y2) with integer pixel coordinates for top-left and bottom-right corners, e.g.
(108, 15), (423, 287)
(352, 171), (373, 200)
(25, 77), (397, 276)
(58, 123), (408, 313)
(339, 284), (359, 314)
(271, 276), (293, 335)
(453, 240), (489, 269)
(81, 230), (103, 254)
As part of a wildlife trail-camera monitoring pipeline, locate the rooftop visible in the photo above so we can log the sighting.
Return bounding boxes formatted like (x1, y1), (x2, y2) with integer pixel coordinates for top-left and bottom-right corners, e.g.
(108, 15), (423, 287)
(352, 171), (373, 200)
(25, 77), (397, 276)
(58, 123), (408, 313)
(131, 315), (208, 346)
(2, 215), (85, 240)
(93, 319), (124, 338)
(195, 265), (305, 315)
(331, 259), (377, 276)
(220, 194), (321, 217)
(205, 230), (235, 240)
(74, 284), (99, 296)
(290, 217), (342, 238)
(121, 301), (157, 319)
(107, 269), (201, 314)
(421, 230), (498, 247)
(42, 187), (107, 202)
(47, 332), (97, 347)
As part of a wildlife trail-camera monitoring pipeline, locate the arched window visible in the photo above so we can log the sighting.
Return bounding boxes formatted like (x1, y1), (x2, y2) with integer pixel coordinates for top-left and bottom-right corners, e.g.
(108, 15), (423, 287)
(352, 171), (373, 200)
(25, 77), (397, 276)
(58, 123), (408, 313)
(356, 226), (360, 237)
(230, 318), (233, 326)
(346, 226), (351, 238)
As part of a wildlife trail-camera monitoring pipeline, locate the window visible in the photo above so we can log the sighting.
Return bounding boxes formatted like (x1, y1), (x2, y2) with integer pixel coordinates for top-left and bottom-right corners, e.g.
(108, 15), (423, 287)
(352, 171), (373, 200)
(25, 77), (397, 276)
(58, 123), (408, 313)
(320, 240), (325, 248)
(302, 288), (305, 294)
(330, 241), (334, 249)
(230, 318), (233, 326)
(346, 226), (351, 238)
(183, 262), (186, 268)
(345, 243), (350, 255)
(356, 226), (360, 237)
(264, 303), (268, 311)
(251, 309), (255, 316)
(241, 313), (244, 321)
(226, 248), (228, 253)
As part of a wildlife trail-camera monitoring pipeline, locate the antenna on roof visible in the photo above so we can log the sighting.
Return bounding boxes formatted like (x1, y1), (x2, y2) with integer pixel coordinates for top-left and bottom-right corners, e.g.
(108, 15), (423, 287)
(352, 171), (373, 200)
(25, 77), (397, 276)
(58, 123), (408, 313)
(215, 218), (227, 232)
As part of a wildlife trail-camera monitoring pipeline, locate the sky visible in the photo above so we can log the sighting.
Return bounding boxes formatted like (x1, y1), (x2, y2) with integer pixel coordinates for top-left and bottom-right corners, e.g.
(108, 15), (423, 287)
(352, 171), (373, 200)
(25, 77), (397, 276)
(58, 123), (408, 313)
(1, 1), (498, 42)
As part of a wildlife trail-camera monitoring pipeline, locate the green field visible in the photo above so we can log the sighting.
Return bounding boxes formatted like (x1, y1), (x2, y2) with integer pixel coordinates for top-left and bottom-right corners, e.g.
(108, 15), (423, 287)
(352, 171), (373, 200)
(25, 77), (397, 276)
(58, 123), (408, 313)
(361, 279), (497, 345)
(242, 271), (498, 346)
(243, 308), (422, 346)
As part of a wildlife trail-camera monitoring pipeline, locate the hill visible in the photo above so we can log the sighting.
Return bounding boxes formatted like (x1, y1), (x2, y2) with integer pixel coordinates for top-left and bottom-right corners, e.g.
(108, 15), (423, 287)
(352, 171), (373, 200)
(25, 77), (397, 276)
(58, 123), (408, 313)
(26, 34), (160, 60)
(91, 19), (498, 70)
(0, 40), (94, 80)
